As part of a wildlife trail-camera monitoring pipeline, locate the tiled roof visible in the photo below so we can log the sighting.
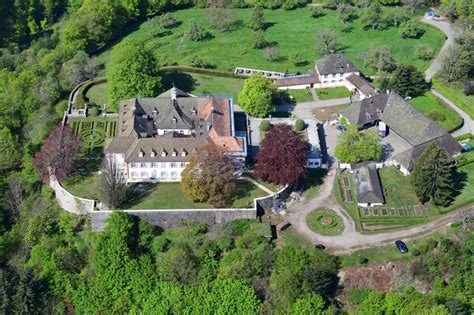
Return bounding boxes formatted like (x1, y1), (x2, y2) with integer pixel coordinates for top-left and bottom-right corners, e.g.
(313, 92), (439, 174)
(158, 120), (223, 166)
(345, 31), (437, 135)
(315, 53), (359, 75)
(275, 74), (320, 87)
(346, 73), (378, 96)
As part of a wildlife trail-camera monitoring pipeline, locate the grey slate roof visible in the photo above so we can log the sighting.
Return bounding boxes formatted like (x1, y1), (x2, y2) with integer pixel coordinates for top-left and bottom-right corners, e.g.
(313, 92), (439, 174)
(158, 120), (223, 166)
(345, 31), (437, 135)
(315, 53), (359, 75)
(353, 163), (385, 204)
(340, 91), (462, 172)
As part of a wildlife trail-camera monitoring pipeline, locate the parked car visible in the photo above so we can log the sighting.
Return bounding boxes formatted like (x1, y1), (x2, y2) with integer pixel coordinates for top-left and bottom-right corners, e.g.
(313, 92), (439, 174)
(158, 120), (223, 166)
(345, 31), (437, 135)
(336, 125), (347, 132)
(315, 244), (326, 250)
(426, 11), (440, 18)
(395, 240), (408, 253)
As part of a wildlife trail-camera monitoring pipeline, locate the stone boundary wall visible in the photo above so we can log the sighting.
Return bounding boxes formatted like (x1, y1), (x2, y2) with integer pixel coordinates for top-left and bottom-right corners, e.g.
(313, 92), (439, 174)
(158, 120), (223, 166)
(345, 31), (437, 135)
(49, 175), (95, 215)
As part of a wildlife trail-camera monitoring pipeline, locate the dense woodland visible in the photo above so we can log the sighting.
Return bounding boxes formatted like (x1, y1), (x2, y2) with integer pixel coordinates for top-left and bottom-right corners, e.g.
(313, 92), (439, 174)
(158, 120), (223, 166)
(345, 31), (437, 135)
(0, 0), (473, 313)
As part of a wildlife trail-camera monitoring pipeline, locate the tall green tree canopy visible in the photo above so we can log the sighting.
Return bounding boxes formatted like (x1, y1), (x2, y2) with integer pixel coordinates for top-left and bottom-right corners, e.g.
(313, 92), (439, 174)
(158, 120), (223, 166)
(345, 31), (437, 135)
(389, 64), (426, 97)
(0, 126), (21, 173)
(411, 143), (455, 206)
(107, 40), (163, 111)
(335, 126), (382, 163)
(239, 74), (275, 118)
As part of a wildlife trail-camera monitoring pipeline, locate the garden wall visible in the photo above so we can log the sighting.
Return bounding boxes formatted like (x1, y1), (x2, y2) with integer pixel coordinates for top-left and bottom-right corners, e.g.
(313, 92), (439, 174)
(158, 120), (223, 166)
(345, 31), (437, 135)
(49, 174), (95, 215)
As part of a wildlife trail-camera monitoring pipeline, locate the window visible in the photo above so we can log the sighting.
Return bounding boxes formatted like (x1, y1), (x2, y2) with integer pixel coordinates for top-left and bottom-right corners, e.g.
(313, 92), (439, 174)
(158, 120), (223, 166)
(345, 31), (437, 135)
(140, 163), (147, 168)
(161, 162), (167, 168)
(170, 163), (177, 168)
(131, 172), (138, 178)
(130, 163), (137, 168)
(332, 73), (336, 77)
(179, 130), (184, 134)
(309, 162), (314, 166)
(180, 162), (186, 168)
(141, 172), (148, 178)
(331, 80), (335, 83)
(160, 171), (168, 177)
(338, 79), (343, 82)
(171, 171), (178, 177)
(151, 163), (159, 168)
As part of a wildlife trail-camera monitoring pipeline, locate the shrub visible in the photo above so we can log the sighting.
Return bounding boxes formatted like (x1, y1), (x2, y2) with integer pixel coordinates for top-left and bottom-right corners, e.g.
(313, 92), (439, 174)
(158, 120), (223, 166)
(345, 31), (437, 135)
(188, 55), (211, 68)
(456, 133), (473, 141)
(160, 13), (179, 29)
(412, 249), (421, 256)
(346, 288), (373, 304)
(415, 44), (434, 60)
(263, 46), (279, 62)
(463, 80), (474, 96)
(294, 119), (305, 131)
(252, 30), (268, 49)
(322, 0), (337, 10)
(89, 106), (100, 117)
(187, 21), (212, 41)
(428, 111), (446, 122)
(400, 19), (425, 38)
(359, 256), (369, 265)
(310, 7), (325, 18)
(260, 120), (271, 132)
(417, 239), (438, 253)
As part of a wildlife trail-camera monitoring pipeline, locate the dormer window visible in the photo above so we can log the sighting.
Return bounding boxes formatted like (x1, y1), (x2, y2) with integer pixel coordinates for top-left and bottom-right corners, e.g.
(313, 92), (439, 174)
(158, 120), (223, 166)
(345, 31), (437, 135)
(181, 149), (187, 157)
(153, 108), (158, 115)
(150, 149), (156, 157)
(138, 149), (145, 157)
(172, 117), (177, 123)
(192, 107), (197, 115)
(172, 149), (177, 157)
(161, 149), (167, 157)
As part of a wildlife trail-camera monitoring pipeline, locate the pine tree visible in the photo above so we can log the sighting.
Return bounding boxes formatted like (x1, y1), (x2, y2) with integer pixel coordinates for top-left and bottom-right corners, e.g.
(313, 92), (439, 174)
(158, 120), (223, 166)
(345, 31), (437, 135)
(411, 144), (454, 206)
(13, 269), (44, 315)
(389, 64), (426, 97)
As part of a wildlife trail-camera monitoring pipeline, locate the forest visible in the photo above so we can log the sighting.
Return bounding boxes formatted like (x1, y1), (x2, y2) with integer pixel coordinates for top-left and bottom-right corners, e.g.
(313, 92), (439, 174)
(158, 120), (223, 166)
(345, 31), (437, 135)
(0, 0), (473, 313)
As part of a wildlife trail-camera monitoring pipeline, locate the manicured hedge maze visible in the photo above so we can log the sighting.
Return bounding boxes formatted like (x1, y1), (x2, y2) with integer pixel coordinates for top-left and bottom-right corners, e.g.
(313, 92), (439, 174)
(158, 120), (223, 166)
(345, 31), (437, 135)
(70, 119), (117, 158)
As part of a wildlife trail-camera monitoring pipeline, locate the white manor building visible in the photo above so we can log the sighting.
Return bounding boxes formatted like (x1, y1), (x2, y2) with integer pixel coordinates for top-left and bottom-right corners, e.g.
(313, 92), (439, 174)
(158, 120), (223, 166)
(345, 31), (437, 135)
(104, 87), (247, 182)
(275, 53), (378, 100)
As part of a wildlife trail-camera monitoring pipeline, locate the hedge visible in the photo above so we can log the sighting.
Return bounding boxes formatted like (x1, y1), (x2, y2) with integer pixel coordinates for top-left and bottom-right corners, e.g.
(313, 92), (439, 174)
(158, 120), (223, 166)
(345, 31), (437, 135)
(160, 65), (248, 79)
(75, 77), (107, 109)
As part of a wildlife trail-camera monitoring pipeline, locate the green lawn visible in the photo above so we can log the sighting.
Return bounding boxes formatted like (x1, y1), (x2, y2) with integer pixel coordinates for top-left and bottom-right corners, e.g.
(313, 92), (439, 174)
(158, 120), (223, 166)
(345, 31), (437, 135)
(62, 173), (102, 200)
(186, 73), (244, 103)
(443, 162), (474, 212)
(316, 87), (352, 100)
(410, 92), (462, 132)
(307, 207), (344, 235)
(378, 167), (420, 208)
(301, 168), (328, 199)
(432, 78), (474, 119)
(285, 89), (314, 103)
(127, 180), (268, 209)
(85, 82), (108, 106)
(98, 7), (444, 76)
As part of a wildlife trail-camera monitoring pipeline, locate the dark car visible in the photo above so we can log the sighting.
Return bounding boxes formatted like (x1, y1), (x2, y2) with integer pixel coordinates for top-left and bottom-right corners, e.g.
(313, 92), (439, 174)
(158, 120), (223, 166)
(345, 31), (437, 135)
(395, 240), (408, 253)
(336, 125), (347, 132)
(315, 244), (326, 250)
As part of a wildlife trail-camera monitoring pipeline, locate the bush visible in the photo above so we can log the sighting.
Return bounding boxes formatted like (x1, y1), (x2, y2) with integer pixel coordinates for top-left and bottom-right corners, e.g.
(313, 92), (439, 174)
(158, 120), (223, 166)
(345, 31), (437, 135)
(417, 239), (438, 253)
(294, 119), (305, 131)
(188, 55), (211, 68)
(89, 106), (100, 117)
(187, 21), (212, 41)
(260, 120), (271, 132)
(310, 7), (325, 18)
(400, 19), (425, 39)
(252, 30), (268, 49)
(456, 133), (473, 141)
(346, 288), (373, 304)
(463, 80), (474, 96)
(412, 249), (420, 256)
(359, 256), (369, 265)
(415, 44), (434, 60)
(428, 111), (446, 122)
(160, 13), (179, 29)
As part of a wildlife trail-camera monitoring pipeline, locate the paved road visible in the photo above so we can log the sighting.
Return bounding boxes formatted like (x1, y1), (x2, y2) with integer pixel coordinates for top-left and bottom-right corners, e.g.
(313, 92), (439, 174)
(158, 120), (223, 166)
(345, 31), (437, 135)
(421, 16), (459, 81)
(432, 89), (474, 136)
(286, 165), (474, 254)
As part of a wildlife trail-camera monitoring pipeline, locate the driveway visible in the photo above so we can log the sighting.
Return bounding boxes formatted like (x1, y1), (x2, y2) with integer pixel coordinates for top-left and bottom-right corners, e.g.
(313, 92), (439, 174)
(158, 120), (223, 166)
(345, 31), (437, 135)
(275, 97), (351, 119)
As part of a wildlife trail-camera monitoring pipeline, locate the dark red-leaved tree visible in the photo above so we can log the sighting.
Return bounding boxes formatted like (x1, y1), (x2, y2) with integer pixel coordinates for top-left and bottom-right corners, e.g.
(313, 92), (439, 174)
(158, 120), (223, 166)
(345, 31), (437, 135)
(34, 125), (82, 183)
(256, 123), (308, 185)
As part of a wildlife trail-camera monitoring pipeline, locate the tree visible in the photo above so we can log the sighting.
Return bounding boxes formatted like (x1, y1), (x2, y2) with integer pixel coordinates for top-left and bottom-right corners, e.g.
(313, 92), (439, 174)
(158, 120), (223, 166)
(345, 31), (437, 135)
(187, 20), (212, 41)
(107, 40), (163, 111)
(363, 46), (396, 75)
(207, 2), (236, 32)
(247, 6), (265, 30)
(256, 124), (308, 185)
(361, 4), (387, 30)
(415, 44), (434, 60)
(400, 19), (425, 38)
(260, 120), (271, 131)
(263, 45), (279, 62)
(294, 119), (305, 131)
(33, 125), (82, 183)
(388, 7), (410, 27)
(12, 269), (44, 315)
(338, 4), (355, 23)
(159, 13), (179, 29)
(61, 50), (99, 89)
(0, 126), (20, 173)
(100, 159), (129, 209)
(252, 30), (268, 49)
(389, 64), (426, 97)
(411, 143), (454, 206)
(439, 44), (471, 83)
(310, 7), (325, 18)
(316, 29), (339, 55)
(291, 293), (325, 314)
(238, 74), (275, 118)
(402, 0), (426, 14)
(181, 144), (238, 207)
(335, 126), (382, 163)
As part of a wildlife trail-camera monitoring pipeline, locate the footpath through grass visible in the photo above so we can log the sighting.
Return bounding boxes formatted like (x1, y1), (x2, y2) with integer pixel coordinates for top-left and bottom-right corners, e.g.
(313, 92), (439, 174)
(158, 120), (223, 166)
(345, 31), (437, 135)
(410, 92), (463, 132)
(98, 7), (444, 75)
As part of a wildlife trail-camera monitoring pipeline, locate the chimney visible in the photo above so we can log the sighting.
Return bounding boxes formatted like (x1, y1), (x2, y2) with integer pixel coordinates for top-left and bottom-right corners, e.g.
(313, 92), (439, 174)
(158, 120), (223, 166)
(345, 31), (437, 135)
(386, 89), (390, 95)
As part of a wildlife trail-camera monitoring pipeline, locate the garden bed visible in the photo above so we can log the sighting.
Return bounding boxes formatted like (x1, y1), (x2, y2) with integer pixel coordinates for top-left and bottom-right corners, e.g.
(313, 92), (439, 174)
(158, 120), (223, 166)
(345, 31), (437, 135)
(70, 118), (117, 157)
(306, 207), (344, 235)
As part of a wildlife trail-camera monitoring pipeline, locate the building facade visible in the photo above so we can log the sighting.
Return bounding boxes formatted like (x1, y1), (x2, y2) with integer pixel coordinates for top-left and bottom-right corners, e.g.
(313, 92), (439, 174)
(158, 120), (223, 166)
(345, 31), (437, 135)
(105, 87), (247, 182)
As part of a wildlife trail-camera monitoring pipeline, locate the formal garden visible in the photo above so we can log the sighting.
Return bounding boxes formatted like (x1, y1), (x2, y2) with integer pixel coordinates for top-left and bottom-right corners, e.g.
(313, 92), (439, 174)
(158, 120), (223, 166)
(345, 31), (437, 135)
(70, 118), (117, 157)
(307, 207), (344, 235)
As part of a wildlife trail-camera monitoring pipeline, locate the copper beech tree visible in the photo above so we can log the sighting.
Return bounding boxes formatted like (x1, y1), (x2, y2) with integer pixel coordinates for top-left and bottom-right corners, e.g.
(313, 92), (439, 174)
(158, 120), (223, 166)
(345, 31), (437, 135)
(256, 123), (308, 185)
(181, 144), (238, 207)
(33, 125), (82, 183)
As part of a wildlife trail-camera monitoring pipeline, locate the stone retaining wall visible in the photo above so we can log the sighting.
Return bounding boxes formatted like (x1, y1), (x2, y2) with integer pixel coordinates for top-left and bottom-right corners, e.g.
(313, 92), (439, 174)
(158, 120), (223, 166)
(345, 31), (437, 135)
(49, 174), (95, 214)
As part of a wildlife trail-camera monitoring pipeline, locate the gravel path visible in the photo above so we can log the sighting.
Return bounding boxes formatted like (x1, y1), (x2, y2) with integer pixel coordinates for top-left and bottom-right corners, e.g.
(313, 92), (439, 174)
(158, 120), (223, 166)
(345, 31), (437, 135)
(285, 166), (474, 254)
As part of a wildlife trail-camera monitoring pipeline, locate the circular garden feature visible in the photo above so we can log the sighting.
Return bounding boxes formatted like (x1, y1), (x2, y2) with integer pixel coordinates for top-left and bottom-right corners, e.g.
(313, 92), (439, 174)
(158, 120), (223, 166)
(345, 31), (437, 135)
(307, 208), (344, 236)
